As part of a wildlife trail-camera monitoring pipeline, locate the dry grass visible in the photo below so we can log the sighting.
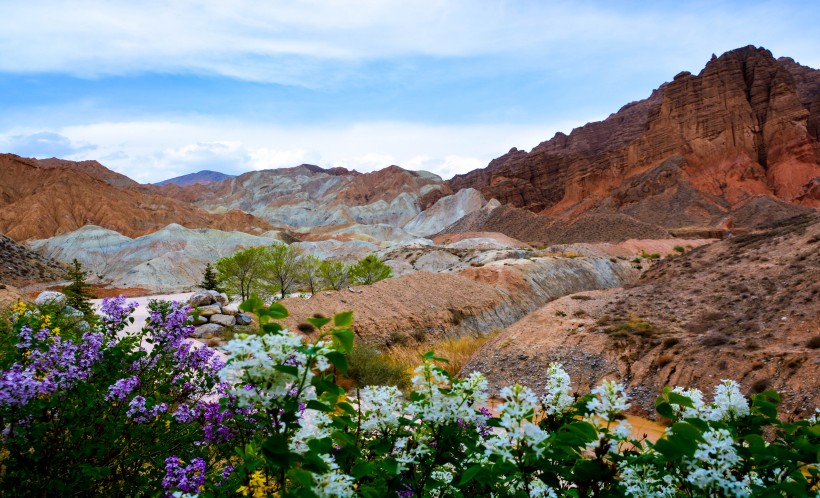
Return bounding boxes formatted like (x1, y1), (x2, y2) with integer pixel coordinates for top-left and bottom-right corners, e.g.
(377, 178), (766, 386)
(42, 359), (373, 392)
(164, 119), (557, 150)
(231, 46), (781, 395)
(383, 331), (499, 376)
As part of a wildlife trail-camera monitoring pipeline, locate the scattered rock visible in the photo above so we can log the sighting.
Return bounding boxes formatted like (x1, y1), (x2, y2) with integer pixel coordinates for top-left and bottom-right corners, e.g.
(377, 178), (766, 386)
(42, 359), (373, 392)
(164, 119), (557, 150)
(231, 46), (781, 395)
(221, 304), (239, 316)
(192, 323), (226, 339)
(235, 313), (252, 326)
(35, 291), (66, 307)
(209, 314), (236, 327)
(196, 304), (222, 317)
(188, 291), (214, 308)
(207, 290), (229, 306)
(192, 315), (208, 326)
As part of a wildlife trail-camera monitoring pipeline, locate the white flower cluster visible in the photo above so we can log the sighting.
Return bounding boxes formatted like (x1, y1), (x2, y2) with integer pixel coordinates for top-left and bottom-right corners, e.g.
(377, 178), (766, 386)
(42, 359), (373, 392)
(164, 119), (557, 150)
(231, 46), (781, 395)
(485, 384), (549, 461)
(359, 385), (403, 433)
(618, 458), (677, 498)
(219, 330), (334, 407)
(290, 409), (333, 454)
(707, 380), (750, 422)
(540, 363), (574, 416)
(587, 379), (631, 421)
(312, 454), (356, 498)
(685, 428), (749, 497)
(406, 364), (488, 425)
(669, 380), (750, 422)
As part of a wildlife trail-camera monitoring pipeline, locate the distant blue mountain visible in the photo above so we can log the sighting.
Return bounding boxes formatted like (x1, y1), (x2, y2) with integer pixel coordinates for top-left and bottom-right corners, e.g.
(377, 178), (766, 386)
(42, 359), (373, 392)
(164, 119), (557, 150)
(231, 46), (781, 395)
(155, 170), (235, 187)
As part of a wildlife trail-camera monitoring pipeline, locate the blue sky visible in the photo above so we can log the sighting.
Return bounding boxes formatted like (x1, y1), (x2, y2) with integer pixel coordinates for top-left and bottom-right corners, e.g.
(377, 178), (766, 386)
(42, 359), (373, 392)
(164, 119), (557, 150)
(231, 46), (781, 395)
(0, 1), (818, 183)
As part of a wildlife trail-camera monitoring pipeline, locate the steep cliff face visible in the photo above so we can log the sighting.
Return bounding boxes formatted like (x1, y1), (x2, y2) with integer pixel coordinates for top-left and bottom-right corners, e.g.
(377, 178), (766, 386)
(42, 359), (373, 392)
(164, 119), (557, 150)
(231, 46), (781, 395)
(449, 46), (820, 227)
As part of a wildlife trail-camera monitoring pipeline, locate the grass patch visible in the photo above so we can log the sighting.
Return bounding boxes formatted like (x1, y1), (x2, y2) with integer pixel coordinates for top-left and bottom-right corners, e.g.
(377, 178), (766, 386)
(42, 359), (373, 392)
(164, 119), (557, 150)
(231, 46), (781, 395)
(604, 315), (659, 338)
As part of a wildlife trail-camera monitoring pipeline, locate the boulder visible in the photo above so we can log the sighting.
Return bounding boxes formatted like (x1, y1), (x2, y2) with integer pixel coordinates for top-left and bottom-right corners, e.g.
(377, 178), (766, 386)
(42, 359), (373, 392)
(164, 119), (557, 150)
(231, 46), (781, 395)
(221, 304), (239, 316)
(192, 315), (208, 326)
(35, 291), (66, 307)
(207, 290), (229, 306)
(188, 291), (214, 308)
(62, 305), (84, 317)
(192, 323), (225, 339)
(235, 313), (253, 326)
(196, 304), (222, 317)
(209, 314), (236, 327)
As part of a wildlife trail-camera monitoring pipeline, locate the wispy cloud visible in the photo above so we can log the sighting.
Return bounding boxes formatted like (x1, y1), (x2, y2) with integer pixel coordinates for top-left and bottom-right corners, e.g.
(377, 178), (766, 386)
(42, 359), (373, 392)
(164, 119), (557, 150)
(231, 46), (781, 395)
(1, 131), (97, 159)
(36, 118), (582, 183)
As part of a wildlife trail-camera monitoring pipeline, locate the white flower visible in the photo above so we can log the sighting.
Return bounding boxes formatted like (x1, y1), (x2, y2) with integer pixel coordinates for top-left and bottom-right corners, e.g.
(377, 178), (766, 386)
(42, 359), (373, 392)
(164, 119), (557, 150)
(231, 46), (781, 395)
(685, 429), (748, 497)
(290, 410), (332, 454)
(706, 380), (750, 422)
(611, 419), (632, 441)
(498, 384), (539, 424)
(528, 478), (558, 498)
(359, 385), (404, 432)
(541, 363), (574, 416)
(313, 454), (356, 497)
(670, 386), (706, 419)
(587, 380), (631, 421)
(618, 458), (678, 497)
(406, 364), (487, 425)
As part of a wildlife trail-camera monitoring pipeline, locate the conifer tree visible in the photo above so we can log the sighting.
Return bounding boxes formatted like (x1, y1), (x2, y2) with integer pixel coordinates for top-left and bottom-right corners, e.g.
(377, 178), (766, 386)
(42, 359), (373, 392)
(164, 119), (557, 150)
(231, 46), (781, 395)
(63, 259), (93, 316)
(200, 262), (221, 291)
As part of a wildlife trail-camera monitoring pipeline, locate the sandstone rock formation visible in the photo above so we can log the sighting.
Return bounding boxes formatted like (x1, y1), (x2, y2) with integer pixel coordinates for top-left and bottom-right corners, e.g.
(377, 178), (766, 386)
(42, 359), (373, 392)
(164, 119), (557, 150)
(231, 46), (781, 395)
(0, 154), (273, 241)
(449, 46), (820, 233)
(160, 164), (451, 229)
(464, 212), (820, 418)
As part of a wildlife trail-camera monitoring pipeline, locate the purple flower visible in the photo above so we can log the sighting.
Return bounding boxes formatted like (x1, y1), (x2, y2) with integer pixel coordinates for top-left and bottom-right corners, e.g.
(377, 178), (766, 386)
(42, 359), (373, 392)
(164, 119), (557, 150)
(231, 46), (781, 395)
(215, 464), (235, 487)
(100, 296), (138, 335)
(199, 400), (235, 444)
(172, 403), (198, 424)
(105, 376), (139, 401)
(396, 484), (414, 498)
(126, 395), (168, 423)
(163, 456), (206, 494)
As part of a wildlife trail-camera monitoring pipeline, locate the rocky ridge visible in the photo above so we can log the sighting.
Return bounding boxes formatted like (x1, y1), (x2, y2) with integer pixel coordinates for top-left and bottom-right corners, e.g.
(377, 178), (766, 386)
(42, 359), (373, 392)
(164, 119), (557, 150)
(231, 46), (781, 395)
(448, 46), (820, 233)
(0, 232), (65, 285)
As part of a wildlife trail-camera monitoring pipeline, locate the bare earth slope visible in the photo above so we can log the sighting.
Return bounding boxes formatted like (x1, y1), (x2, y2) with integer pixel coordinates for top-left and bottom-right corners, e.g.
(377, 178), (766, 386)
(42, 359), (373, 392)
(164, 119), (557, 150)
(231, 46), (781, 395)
(449, 46), (820, 234)
(0, 232), (65, 285)
(0, 154), (273, 241)
(465, 213), (820, 418)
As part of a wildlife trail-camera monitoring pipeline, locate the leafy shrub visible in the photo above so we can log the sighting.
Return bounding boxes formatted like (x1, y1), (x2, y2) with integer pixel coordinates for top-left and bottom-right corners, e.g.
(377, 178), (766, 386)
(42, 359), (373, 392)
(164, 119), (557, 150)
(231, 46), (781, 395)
(673, 245), (686, 253)
(349, 254), (393, 285)
(345, 343), (410, 390)
(1, 299), (818, 497)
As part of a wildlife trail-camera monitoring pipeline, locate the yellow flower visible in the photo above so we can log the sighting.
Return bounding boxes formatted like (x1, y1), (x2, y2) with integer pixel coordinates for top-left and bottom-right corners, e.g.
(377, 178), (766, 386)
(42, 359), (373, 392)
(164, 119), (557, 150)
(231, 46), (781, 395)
(52, 327), (60, 336)
(166, 420), (171, 429)
(237, 470), (275, 498)
(42, 315), (51, 327)
(13, 301), (26, 314)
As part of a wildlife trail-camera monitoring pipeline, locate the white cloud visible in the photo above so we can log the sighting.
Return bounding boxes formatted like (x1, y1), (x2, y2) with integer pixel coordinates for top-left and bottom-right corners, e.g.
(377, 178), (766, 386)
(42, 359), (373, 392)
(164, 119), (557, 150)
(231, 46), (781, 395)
(0, 1), (816, 84)
(46, 117), (584, 183)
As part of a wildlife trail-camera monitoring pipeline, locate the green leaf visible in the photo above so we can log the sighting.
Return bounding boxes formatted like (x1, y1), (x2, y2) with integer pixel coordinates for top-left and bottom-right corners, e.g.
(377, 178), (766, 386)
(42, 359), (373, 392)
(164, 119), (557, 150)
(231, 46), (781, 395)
(656, 401), (675, 419)
(240, 296), (265, 313)
(306, 400), (332, 412)
(267, 302), (289, 320)
(307, 316), (332, 330)
(666, 391), (695, 408)
(333, 310), (354, 328)
(262, 322), (284, 334)
(325, 351), (348, 375)
(262, 434), (292, 470)
(332, 328), (354, 354)
(459, 464), (484, 485)
(273, 364), (299, 377)
(351, 461), (373, 479)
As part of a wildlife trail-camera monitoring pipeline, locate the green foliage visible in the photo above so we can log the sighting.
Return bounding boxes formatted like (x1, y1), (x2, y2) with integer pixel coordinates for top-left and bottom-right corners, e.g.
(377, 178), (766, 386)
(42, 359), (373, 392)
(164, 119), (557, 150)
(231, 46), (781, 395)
(215, 245), (268, 301)
(349, 254), (392, 286)
(200, 262), (222, 291)
(673, 245), (686, 253)
(263, 243), (303, 299)
(63, 258), (94, 317)
(317, 259), (350, 290)
(298, 255), (323, 295)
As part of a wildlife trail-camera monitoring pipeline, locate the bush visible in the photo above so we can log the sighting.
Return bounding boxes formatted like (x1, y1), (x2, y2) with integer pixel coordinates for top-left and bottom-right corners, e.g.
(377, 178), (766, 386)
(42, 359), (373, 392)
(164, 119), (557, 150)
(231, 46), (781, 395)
(673, 245), (686, 253)
(345, 343), (410, 390)
(349, 254), (392, 285)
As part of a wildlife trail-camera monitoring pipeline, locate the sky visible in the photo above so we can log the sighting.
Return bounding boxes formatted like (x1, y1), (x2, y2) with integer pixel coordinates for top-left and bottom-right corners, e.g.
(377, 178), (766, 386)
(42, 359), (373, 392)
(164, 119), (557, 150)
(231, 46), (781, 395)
(0, 1), (818, 183)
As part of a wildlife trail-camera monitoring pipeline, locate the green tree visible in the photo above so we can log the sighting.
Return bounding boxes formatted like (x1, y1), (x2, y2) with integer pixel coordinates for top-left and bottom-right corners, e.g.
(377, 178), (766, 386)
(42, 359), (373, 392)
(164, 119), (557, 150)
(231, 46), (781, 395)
(63, 259), (93, 316)
(215, 246), (267, 301)
(199, 262), (221, 291)
(298, 255), (322, 295)
(349, 254), (392, 286)
(263, 243), (304, 300)
(318, 260), (351, 290)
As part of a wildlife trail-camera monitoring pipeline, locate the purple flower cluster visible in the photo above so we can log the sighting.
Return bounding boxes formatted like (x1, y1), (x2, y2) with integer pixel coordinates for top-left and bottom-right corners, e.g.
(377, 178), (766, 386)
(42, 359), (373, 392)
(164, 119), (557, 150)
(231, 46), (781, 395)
(162, 456), (206, 494)
(199, 400), (235, 444)
(126, 395), (168, 423)
(0, 330), (105, 409)
(147, 302), (194, 350)
(105, 376), (139, 401)
(172, 403), (199, 423)
(100, 296), (139, 335)
(215, 464), (235, 487)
